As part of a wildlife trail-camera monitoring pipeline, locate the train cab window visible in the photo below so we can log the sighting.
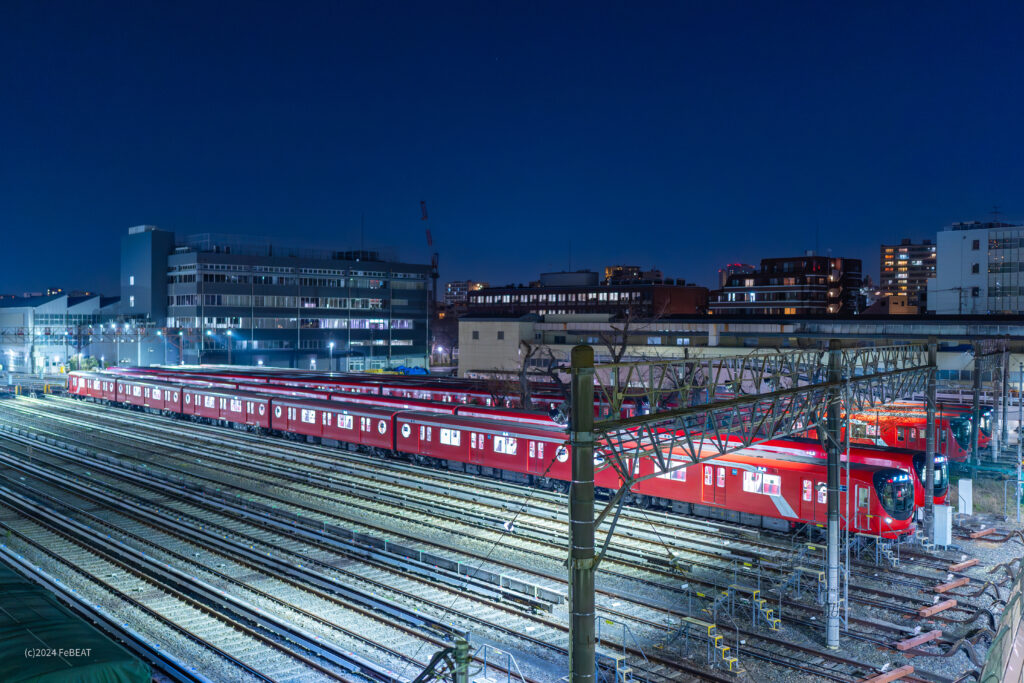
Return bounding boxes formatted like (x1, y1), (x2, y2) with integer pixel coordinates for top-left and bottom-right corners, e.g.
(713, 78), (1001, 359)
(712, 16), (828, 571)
(874, 470), (914, 520)
(802, 480), (812, 502)
(857, 487), (869, 508)
(704, 466), (714, 486)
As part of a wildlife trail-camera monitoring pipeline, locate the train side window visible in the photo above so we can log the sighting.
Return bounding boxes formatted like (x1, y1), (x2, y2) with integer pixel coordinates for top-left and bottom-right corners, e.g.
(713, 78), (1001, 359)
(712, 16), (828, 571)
(910, 428), (917, 440)
(338, 414), (353, 430)
(817, 484), (827, 504)
(743, 471), (763, 493)
(802, 480), (812, 502)
(704, 466), (713, 485)
(538, 442), (544, 460)
(716, 467), (725, 488)
(896, 427), (904, 441)
(858, 487), (869, 508)
(762, 474), (781, 495)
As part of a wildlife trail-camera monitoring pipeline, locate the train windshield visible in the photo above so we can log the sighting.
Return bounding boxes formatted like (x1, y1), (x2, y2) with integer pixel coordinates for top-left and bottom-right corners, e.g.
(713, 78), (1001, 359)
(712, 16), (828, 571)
(873, 468), (914, 521)
(978, 409), (992, 438)
(911, 453), (949, 497)
(949, 417), (972, 450)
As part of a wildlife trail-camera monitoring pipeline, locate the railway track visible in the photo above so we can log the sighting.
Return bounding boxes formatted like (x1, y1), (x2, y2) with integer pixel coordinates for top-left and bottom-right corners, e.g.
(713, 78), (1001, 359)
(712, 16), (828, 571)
(9, 398), (992, 620)
(0, 395), (996, 681)
(0, 404), (723, 682)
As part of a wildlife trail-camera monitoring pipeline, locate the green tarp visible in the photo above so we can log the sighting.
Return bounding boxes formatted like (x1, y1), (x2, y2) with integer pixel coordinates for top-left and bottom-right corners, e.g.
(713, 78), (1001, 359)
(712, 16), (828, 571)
(0, 559), (151, 683)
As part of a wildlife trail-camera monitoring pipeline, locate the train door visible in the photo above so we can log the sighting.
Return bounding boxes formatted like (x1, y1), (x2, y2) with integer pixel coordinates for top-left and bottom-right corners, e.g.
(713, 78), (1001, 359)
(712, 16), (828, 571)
(855, 484), (871, 531)
(469, 431), (486, 464)
(702, 465), (726, 504)
(701, 465), (715, 503)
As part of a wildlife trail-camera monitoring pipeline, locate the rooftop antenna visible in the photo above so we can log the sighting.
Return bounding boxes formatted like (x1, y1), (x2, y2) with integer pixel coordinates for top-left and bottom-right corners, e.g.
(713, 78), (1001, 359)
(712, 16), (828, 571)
(991, 205), (1002, 223)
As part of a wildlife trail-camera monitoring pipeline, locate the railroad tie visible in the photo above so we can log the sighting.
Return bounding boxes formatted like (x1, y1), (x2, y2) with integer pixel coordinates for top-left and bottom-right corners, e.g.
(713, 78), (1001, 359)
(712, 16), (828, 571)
(858, 664), (915, 683)
(894, 629), (941, 652)
(917, 599), (956, 618)
(933, 577), (969, 594)
(948, 558), (979, 572)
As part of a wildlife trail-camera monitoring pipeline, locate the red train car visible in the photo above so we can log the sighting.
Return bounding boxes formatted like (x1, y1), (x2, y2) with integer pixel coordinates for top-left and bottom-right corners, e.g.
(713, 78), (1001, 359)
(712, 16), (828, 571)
(115, 377), (183, 413)
(742, 437), (948, 508)
(845, 403), (988, 462)
(67, 371), (117, 401)
(182, 387), (272, 429)
(269, 398), (396, 451)
(630, 448), (915, 538)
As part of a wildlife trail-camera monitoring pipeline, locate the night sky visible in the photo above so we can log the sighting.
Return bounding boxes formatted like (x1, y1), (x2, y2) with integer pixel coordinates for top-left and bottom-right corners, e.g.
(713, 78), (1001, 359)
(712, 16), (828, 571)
(2, 1), (1022, 296)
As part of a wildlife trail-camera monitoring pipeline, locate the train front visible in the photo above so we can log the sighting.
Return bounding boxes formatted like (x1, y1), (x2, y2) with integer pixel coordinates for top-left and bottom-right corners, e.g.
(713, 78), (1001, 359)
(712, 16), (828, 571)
(871, 468), (916, 538)
(911, 453), (949, 506)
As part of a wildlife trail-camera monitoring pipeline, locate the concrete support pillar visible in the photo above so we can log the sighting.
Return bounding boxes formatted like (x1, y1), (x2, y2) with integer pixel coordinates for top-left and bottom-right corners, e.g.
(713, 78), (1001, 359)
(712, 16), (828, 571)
(924, 337), (937, 526)
(569, 345), (595, 683)
(825, 339), (841, 649)
(972, 359), (982, 466)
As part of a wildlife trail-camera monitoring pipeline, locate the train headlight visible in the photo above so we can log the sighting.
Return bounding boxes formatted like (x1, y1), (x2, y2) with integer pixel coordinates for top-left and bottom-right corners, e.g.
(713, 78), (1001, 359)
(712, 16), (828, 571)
(885, 517), (893, 524)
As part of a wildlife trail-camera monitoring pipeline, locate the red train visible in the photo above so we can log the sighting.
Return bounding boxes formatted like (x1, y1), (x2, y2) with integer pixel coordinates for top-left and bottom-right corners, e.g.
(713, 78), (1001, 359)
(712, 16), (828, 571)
(735, 436), (948, 508)
(67, 370), (917, 538)
(844, 402), (991, 462)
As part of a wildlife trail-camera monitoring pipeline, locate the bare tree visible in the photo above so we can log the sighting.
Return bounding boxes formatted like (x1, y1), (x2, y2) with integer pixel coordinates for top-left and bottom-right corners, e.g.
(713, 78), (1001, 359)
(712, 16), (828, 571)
(517, 340), (570, 410)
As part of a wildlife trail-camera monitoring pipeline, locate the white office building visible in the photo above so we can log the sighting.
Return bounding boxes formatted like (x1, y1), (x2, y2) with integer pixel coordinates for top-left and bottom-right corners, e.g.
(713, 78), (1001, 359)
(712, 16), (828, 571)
(927, 220), (1024, 315)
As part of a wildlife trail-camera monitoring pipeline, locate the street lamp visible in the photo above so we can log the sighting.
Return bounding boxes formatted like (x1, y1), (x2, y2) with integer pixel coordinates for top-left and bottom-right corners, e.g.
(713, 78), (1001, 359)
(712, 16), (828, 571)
(157, 330), (166, 366)
(328, 341), (334, 372)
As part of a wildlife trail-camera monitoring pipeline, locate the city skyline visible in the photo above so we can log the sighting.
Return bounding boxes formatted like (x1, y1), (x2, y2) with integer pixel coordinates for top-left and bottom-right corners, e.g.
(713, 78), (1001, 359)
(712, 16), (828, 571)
(3, 2), (1023, 295)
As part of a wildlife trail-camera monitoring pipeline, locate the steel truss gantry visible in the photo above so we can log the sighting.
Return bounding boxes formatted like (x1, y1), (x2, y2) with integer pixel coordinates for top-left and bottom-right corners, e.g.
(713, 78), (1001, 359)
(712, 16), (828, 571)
(567, 342), (933, 683)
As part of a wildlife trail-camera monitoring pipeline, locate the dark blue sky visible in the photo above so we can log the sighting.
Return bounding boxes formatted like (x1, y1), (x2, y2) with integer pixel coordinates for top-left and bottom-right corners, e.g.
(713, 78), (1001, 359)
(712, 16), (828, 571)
(2, 1), (1022, 295)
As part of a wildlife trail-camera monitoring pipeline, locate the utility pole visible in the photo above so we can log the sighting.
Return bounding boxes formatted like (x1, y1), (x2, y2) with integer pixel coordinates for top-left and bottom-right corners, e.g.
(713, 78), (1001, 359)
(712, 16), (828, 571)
(972, 357), (982, 467)
(924, 337), (937, 527)
(568, 345), (596, 683)
(825, 339), (841, 650)
(1002, 342), (1010, 446)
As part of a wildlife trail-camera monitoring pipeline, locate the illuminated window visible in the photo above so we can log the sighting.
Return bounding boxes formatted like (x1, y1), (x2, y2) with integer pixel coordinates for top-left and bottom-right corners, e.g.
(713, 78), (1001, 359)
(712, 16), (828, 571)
(743, 471), (763, 493)
(802, 480), (812, 502)
(817, 485), (827, 504)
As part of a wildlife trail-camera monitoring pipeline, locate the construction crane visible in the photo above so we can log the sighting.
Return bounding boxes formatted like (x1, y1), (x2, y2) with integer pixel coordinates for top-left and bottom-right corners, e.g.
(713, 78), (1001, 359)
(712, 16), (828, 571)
(421, 201), (439, 313)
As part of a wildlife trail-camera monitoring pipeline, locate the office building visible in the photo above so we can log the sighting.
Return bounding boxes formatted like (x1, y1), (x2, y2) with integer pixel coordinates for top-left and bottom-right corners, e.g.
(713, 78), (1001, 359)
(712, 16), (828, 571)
(444, 280), (489, 307)
(710, 254), (863, 316)
(123, 228), (431, 369)
(927, 220), (1024, 315)
(879, 239), (935, 308)
(467, 271), (709, 317)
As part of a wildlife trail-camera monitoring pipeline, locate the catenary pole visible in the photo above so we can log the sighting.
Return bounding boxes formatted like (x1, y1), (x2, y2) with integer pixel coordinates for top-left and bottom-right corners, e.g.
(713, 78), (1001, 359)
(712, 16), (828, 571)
(972, 357), (982, 467)
(826, 339), (841, 649)
(924, 337), (937, 526)
(568, 345), (596, 683)
(1018, 362), (1022, 524)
